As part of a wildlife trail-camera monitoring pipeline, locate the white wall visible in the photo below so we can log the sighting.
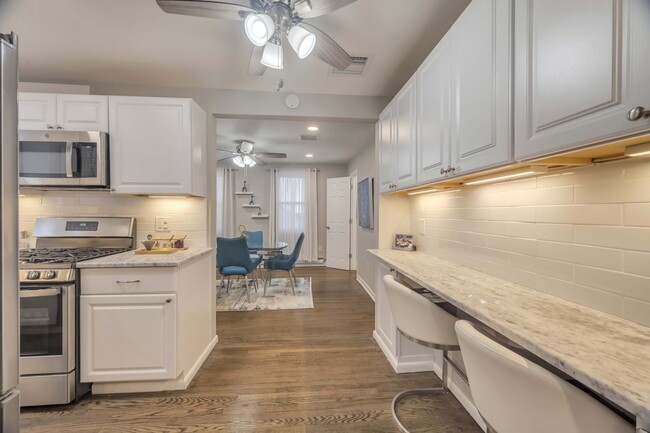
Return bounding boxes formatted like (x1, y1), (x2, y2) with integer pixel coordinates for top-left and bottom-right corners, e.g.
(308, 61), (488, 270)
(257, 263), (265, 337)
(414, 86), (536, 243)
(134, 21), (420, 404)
(19, 192), (208, 247)
(224, 162), (348, 260)
(409, 158), (650, 327)
(347, 142), (379, 286)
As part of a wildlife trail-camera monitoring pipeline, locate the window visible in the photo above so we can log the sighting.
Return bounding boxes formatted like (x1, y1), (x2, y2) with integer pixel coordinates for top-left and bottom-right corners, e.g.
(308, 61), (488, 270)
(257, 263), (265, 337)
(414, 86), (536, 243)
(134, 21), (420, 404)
(277, 171), (306, 250)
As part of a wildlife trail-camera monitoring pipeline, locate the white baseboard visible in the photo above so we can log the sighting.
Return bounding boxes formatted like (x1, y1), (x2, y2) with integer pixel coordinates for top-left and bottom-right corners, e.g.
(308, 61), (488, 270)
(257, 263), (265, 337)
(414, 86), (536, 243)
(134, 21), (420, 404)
(373, 331), (434, 373)
(92, 335), (219, 395)
(357, 275), (375, 302)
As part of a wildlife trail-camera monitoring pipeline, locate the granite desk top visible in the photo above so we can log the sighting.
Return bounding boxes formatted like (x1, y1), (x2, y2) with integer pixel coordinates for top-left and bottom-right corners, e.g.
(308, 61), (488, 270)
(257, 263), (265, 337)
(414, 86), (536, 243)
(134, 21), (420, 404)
(76, 247), (213, 268)
(369, 249), (650, 422)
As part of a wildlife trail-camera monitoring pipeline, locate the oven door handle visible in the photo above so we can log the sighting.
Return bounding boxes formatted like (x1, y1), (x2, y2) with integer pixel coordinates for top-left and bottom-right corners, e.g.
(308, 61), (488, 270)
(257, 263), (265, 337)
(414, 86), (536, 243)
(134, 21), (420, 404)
(20, 287), (62, 298)
(65, 141), (73, 178)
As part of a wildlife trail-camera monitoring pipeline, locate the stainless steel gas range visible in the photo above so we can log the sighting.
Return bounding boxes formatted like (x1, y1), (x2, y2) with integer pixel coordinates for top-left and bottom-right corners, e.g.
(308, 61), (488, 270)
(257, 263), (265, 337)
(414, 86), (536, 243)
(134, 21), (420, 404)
(18, 217), (136, 406)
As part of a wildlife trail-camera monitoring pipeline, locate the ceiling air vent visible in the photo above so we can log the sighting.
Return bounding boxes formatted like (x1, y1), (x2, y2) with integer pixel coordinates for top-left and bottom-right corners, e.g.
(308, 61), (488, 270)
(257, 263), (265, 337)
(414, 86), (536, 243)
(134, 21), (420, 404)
(330, 56), (369, 76)
(300, 134), (320, 141)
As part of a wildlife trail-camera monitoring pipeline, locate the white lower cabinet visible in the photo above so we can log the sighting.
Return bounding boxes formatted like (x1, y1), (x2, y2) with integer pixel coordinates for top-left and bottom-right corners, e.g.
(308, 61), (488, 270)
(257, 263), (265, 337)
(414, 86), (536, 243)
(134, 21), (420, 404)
(374, 261), (434, 373)
(80, 294), (177, 382)
(79, 253), (216, 392)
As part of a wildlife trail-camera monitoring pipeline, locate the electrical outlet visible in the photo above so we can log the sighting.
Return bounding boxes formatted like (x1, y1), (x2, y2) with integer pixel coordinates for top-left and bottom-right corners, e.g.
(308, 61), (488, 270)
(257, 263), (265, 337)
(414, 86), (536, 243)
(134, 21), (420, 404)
(419, 218), (426, 235)
(155, 216), (171, 232)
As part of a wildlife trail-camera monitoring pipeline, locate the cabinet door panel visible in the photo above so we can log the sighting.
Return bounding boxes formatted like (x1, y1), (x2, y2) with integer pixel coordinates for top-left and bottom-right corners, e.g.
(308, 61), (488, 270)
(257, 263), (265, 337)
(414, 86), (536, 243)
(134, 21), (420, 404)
(57, 94), (108, 131)
(451, 0), (512, 173)
(394, 76), (417, 189)
(80, 294), (177, 382)
(109, 97), (192, 195)
(417, 35), (451, 184)
(18, 93), (56, 131)
(515, 0), (650, 159)
(378, 106), (395, 193)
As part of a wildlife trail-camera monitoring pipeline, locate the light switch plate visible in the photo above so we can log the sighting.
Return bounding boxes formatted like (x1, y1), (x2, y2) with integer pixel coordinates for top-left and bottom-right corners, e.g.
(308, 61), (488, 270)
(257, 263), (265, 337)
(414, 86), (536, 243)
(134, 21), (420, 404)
(155, 216), (171, 232)
(419, 218), (426, 235)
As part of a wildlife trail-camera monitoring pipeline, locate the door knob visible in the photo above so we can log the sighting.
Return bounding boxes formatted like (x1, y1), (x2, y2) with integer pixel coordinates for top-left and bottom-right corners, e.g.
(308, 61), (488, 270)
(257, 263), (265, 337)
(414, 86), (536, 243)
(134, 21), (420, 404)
(166, 298), (172, 303)
(627, 106), (650, 121)
(326, 226), (331, 229)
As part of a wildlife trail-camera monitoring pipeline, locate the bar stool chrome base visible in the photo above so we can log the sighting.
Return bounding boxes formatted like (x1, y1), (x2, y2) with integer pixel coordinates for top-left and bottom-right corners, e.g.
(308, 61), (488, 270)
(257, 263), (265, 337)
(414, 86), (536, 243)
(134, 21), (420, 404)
(391, 335), (468, 433)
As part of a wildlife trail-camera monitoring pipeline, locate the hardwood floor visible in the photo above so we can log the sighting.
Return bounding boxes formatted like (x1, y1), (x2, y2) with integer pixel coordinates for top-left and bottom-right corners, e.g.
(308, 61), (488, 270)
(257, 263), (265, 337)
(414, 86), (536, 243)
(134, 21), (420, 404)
(21, 267), (482, 433)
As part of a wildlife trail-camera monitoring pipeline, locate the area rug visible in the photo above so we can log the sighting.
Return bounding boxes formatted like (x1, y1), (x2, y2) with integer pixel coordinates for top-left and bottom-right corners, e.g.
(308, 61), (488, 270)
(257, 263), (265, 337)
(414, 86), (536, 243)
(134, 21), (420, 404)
(216, 277), (314, 311)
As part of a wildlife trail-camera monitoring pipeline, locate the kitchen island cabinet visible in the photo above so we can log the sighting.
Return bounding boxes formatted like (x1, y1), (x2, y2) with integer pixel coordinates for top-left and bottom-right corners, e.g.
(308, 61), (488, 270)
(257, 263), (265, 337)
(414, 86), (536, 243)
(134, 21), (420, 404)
(77, 248), (217, 394)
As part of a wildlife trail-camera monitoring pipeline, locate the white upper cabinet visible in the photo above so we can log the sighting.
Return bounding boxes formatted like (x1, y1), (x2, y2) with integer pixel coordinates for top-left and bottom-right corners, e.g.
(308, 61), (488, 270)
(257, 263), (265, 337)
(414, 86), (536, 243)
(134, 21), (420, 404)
(19, 93), (108, 131)
(451, 0), (512, 173)
(393, 75), (418, 189)
(417, 35), (451, 184)
(109, 96), (207, 196)
(515, 0), (650, 160)
(18, 93), (56, 131)
(378, 104), (396, 193)
(56, 94), (108, 132)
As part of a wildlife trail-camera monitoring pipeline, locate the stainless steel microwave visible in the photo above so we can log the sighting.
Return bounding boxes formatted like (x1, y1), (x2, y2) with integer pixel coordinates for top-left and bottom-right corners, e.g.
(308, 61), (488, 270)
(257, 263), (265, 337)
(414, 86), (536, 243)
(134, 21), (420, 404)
(19, 131), (109, 188)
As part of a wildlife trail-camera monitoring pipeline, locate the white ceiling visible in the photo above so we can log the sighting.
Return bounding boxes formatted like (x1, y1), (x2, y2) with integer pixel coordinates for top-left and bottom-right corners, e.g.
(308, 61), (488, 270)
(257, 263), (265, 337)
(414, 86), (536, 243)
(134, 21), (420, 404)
(217, 118), (374, 164)
(1, 0), (470, 97)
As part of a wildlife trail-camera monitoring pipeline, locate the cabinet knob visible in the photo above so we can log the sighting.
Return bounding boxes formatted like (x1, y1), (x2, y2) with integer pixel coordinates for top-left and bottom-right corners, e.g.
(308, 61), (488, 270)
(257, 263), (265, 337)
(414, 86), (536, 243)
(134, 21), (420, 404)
(627, 106), (650, 121)
(56, 125), (63, 130)
(166, 298), (172, 303)
(389, 268), (395, 272)
(449, 166), (456, 173)
(440, 168), (446, 175)
(46, 124), (54, 130)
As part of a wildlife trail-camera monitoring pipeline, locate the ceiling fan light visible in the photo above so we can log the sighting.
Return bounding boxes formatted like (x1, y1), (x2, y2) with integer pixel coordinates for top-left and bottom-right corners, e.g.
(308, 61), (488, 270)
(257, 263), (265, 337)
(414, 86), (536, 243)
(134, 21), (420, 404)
(261, 39), (283, 69)
(244, 14), (274, 47)
(232, 156), (245, 168)
(288, 26), (316, 59)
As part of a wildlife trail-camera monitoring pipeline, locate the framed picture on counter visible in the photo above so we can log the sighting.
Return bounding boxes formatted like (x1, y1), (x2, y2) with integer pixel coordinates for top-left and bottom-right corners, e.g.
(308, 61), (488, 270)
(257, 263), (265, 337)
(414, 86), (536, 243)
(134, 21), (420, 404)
(393, 234), (415, 251)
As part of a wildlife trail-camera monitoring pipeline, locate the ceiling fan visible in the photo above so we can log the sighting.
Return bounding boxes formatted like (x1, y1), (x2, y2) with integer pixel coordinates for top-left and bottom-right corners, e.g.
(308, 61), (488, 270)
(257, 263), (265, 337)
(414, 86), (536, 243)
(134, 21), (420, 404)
(156, 0), (356, 73)
(218, 140), (287, 167)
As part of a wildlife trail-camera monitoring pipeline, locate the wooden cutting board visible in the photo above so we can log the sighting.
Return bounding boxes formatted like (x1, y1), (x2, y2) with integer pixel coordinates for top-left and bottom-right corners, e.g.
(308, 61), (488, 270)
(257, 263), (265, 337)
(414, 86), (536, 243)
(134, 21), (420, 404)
(134, 247), (188, 255)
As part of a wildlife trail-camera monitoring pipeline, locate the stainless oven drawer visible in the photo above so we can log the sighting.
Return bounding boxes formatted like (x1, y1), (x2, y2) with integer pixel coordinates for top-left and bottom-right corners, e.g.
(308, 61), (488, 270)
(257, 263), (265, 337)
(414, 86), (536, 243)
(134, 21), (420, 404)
(18, 372), (75, 407)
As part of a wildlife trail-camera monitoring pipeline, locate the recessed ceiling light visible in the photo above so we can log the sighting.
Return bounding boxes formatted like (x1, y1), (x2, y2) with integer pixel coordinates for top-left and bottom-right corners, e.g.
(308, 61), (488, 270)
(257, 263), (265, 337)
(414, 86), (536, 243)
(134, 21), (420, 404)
(305, 154), (314, 158)
(307, 126), (319, 131)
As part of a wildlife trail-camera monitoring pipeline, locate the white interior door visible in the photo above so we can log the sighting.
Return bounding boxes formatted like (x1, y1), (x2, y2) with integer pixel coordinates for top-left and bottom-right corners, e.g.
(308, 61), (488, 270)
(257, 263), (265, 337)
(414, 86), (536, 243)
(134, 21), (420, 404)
(326, 177), (351, 270)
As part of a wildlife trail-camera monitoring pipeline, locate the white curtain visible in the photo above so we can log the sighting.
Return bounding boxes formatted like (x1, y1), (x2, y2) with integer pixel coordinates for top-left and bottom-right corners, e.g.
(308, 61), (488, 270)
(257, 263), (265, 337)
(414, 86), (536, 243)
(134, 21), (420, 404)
(221, 167), (236, 237)
(275, 168), (318, 263)
(268, 169), (278, 244)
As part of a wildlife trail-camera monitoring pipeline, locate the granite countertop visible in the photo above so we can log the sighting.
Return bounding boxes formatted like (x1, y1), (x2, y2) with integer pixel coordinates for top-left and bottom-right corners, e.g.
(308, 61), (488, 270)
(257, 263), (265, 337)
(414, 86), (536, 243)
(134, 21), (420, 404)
(369, 249), (650, 422)
(76, 247), (213, 268)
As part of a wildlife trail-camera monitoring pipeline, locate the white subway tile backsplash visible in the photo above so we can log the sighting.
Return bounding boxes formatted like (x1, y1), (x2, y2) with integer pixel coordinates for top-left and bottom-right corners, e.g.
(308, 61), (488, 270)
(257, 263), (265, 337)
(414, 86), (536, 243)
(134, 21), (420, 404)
(410, 158), (650, 326)
(19, 191), (208, 247)
(538, 241), (623, 270)
(575, 226), (650, 252)
(574, 266), (650, 303)
(536, 204), (622, 225)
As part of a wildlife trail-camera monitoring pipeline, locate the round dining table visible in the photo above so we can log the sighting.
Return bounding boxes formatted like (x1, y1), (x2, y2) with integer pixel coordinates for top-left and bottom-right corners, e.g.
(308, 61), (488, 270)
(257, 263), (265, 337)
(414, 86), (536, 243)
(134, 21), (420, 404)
(247, 241), (289, 256)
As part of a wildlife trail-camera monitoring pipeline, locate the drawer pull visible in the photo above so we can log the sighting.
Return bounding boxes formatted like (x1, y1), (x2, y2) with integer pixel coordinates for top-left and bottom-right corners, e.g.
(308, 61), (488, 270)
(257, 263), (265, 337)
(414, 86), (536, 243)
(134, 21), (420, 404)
(166, 298), (172, 303)
(116, 279), (141, 284)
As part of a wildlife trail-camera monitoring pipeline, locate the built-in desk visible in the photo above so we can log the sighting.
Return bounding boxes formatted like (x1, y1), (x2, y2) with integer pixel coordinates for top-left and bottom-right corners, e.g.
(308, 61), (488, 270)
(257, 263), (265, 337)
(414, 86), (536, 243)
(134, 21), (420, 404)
(369, 249), (650, 431)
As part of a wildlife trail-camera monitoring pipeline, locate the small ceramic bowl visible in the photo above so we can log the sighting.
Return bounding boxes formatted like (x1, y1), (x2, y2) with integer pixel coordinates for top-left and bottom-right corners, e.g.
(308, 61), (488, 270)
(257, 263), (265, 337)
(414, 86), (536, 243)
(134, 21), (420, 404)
(141, 240), (156, 251)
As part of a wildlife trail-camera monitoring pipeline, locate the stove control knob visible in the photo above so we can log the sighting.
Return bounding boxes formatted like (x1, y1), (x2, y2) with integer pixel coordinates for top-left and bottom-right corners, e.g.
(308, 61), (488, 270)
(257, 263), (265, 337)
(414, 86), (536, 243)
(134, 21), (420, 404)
(42, 270), (56, 280)
(26, 271), (41, 280)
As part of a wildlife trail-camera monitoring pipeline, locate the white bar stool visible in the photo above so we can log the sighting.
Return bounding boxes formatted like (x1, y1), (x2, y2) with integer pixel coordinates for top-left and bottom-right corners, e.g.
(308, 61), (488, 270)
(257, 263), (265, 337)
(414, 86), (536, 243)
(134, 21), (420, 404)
(455, 320), (634, 433)
(383, 275), (466, 433)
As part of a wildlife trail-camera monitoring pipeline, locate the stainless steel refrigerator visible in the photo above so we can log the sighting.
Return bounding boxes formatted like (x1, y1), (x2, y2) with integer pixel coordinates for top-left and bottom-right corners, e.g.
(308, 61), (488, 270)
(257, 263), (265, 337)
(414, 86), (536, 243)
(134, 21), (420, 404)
(0, 31), (20, 433)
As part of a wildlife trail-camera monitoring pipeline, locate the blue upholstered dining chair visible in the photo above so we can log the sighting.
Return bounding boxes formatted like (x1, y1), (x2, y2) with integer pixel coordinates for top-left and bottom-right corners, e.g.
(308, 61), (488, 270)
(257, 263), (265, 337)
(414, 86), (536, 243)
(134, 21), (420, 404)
(217, 237), (262, 302)
(263, 233), (304, 296)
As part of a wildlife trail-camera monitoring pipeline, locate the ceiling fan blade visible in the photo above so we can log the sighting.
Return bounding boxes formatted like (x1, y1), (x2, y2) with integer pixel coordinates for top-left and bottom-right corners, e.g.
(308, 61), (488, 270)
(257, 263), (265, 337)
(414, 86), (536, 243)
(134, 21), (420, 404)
(252, 156), (268, 166)
(256, 152), (287, 158)
(293, 0), (357, 18)
(248, 45), (267, 76)
(217, 148), (237, 154)
(156, 0), (263, 20)
(299, 23), (353, 70)
(217, 156), (234, 162)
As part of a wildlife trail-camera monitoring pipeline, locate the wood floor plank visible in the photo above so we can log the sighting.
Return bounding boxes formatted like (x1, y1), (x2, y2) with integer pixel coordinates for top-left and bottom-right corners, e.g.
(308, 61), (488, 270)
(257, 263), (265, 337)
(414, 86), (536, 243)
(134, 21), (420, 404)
(21, 267), (481, 432)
